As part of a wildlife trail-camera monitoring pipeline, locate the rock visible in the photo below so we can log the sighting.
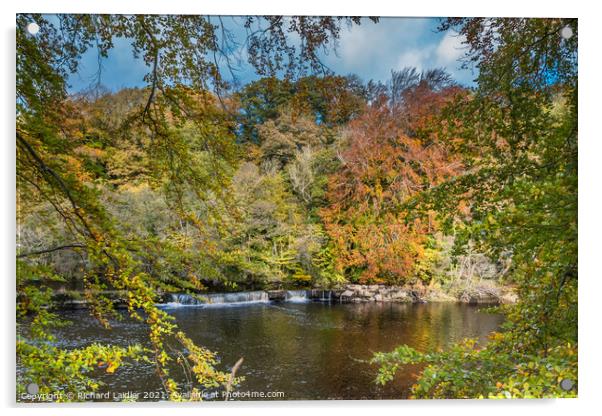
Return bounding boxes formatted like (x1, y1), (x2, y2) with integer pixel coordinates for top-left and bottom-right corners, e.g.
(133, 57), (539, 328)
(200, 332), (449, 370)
(408, 290), (419, 302)
(335, 283), (511, 305)
(411, 281), (427, 297)
(459, 289), (500, 304)
(425, 290), (456, 302)
(500, 292), (518, 304)
(62, 299), (87, 310)
(330, 290), (344, 301)
(267, 290), (286, 301)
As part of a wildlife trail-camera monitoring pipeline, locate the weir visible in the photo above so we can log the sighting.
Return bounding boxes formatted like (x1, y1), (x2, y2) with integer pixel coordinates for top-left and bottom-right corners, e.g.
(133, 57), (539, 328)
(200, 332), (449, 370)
(168, 291), (269, 306)
(285, 290), (309, 303)
(319, 290), (332, 302)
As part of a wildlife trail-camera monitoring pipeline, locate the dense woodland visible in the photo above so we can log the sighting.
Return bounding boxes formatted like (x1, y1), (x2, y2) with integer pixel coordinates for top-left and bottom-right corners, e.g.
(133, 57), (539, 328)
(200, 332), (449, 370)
(19, 72), (484, 291)
(16, 15), (577, 400)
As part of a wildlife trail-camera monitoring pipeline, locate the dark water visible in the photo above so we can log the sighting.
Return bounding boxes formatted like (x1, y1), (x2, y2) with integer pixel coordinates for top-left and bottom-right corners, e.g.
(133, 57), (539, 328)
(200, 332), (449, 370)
(49, 301), (503, 401)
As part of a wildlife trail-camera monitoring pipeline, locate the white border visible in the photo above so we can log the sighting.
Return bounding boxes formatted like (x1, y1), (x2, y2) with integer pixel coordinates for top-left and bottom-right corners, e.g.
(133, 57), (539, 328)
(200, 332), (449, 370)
(2, 1), (600, 415)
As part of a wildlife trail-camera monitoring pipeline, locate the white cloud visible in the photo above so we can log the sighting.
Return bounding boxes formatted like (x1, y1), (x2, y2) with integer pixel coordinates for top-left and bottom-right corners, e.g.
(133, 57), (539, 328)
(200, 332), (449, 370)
(322, 17), (432, 82)
(337, 17), (430, 62)
(396, 46), (435, 72)
(391, 30), (474, 85)
(322, 19), (475, 85)
(435, 31), (467, 64)
(392, 30), (467, 76)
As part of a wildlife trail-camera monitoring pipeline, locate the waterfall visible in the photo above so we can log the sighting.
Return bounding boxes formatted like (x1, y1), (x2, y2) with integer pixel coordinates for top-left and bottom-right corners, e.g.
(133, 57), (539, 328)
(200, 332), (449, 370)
(165, 291), (269, 307)
(285, 290), (309, 303)
(319, 290), (332, 302)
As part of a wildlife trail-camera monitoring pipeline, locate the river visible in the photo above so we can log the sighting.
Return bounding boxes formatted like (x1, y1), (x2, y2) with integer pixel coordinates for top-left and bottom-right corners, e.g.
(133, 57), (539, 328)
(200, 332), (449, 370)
(47, 296), (504, 401)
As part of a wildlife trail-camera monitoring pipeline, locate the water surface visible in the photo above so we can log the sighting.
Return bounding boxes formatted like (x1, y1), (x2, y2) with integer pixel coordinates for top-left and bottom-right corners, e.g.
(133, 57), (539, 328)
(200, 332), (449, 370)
(51, 301), (504, 400)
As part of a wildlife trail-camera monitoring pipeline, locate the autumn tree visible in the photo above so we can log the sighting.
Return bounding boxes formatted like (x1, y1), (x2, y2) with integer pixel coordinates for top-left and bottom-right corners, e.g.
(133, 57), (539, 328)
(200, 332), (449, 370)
(16, 13), (376, 400)
(373, 18), (578, 398)
(236, 74), (367, 142)
(320, 78), (463, 284)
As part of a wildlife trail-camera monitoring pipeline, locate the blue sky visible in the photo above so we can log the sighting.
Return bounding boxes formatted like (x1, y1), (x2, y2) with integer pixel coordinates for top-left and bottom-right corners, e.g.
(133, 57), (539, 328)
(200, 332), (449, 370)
(66, 16), (476, 93)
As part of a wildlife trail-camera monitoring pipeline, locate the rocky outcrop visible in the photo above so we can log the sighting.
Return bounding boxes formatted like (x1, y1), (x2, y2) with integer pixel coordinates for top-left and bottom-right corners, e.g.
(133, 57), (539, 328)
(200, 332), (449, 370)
(456, 285), (518, 304)
(459, 289), (499, 304)
(334, 284), (418, 303)
(330, 283), (515, 304)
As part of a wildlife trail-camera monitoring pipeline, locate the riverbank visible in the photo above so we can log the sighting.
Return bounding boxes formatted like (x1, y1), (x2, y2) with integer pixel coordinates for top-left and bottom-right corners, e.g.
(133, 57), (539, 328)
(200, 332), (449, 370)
(267, 283), (516, 305)
(49, 282), (516, 310)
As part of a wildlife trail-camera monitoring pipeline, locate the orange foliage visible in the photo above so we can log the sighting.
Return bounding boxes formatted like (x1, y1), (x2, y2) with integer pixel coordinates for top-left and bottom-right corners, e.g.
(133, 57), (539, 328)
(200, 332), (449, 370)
(320, 93), (463, 283)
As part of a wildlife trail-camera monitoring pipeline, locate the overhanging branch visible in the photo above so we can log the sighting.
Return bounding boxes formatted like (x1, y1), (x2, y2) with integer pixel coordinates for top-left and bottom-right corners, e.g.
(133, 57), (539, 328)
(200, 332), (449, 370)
(17, 243), (86, 258)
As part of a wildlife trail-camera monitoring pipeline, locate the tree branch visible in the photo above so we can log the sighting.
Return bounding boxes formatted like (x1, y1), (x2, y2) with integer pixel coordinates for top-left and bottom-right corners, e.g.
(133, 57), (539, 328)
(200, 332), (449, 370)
(17, 243), (86, 258)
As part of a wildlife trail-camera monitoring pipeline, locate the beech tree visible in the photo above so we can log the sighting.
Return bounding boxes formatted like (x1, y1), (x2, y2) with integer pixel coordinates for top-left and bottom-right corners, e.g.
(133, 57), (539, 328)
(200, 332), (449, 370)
(320, 81), (463, 284)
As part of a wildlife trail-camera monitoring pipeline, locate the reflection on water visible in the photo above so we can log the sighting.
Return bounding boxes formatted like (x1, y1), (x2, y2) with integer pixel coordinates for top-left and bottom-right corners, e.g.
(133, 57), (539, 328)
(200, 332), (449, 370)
(49, 301), (504, 400)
